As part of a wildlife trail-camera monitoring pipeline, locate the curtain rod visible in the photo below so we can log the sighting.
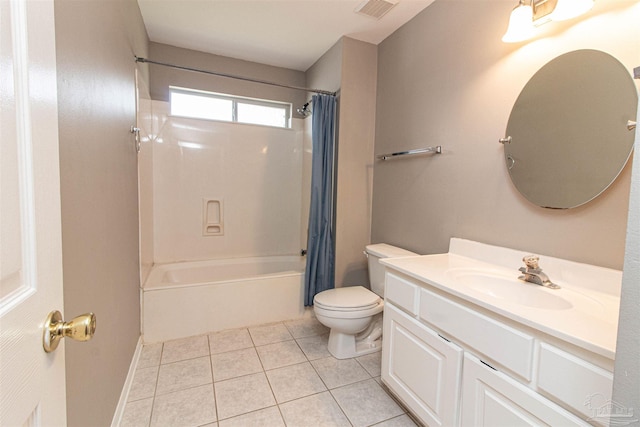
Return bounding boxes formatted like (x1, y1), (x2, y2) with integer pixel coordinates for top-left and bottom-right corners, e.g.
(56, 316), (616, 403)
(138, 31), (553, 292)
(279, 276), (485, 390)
(135, 56), (337, 96)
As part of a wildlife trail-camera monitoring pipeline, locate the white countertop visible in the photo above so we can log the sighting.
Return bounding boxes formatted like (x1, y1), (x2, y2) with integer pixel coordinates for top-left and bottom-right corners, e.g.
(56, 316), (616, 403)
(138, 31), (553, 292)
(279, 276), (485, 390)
(381, 239), (622, 360)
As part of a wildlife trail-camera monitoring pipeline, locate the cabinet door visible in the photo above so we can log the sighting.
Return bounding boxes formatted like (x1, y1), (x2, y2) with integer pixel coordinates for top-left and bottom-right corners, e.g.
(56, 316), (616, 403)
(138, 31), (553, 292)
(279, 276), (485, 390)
(461, 353), (588, 427)
(382, 303), (463, 427)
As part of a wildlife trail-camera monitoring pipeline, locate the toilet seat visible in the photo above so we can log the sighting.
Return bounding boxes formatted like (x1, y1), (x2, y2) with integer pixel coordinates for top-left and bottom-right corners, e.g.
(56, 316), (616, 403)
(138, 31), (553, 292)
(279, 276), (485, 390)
(314, 300), (384, 319)
(314, 286), (384, 320)
(313, 286), (381, 311)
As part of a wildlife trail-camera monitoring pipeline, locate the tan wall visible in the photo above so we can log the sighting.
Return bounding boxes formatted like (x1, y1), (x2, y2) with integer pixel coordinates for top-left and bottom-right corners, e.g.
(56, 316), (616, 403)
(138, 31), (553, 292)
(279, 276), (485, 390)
(148, 42), (308, 117)
(335, 38), (378, 287)
(372, 0), (640, 270)
(54, 0), (148, 425)
(306, 39), (343, 94)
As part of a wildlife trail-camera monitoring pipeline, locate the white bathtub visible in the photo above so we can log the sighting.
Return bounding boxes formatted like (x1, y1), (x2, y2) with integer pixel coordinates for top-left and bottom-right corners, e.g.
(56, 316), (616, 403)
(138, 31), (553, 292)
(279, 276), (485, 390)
(142, 256), (307, 342)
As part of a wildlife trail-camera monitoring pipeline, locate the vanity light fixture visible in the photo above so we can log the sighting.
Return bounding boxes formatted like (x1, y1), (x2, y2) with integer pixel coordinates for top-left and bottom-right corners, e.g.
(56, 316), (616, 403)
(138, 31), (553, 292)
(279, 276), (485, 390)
(502, 0), (535, 43)
(502, 0), (595, 43)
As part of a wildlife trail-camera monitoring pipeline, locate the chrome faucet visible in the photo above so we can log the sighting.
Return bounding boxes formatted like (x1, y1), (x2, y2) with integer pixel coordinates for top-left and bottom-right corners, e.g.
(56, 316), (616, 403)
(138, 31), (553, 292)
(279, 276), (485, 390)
(518, 255), (560, 289)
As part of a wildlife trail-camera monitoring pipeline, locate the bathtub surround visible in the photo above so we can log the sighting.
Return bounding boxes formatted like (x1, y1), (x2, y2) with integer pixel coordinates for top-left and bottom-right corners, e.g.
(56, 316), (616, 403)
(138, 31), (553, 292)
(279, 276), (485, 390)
(304, 94), (338, 306)
(139, 42), (313, 277)
(140, 101), (303, 264)
(138, 42), (312, 272)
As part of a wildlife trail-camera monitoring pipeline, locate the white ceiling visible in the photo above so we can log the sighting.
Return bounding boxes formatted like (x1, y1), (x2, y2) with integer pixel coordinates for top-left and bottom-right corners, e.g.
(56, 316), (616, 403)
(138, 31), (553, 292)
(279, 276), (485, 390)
(137, 0), (435, 71)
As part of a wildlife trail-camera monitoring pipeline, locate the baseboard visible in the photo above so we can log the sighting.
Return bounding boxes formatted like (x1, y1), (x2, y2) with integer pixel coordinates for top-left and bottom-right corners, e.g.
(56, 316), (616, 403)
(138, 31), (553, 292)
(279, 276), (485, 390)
(111, 336), (143, 427)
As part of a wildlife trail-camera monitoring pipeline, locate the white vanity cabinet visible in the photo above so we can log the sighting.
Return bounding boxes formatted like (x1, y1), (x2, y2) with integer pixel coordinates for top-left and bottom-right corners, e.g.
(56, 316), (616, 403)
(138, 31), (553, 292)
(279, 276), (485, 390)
(382, 269), (612, 427)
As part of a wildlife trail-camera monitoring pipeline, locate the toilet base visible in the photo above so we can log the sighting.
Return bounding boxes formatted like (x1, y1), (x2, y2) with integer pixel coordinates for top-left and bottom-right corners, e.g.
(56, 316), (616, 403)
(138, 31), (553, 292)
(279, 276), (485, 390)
(327, 316), (383, 359)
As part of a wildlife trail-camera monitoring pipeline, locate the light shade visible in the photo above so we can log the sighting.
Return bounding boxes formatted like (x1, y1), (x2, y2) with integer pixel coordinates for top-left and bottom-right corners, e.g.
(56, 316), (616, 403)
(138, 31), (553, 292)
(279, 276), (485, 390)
(502, 2), (535, 43)
(549, 0), (594, 21)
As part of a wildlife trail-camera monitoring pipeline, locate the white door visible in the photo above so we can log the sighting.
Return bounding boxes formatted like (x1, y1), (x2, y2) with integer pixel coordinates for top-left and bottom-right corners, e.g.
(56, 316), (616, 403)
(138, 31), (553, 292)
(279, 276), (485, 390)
(1, 0), (67, 425)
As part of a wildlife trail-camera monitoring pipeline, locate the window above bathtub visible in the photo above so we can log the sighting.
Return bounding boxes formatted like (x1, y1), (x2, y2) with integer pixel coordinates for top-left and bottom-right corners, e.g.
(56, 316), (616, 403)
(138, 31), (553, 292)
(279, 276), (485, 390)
(169, 87), (292, 128)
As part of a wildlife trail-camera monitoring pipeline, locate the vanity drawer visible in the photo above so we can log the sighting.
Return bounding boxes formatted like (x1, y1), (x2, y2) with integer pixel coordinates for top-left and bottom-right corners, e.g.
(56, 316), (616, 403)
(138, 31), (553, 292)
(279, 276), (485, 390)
(538, 343), (613, 423)
(385, 272), (420, 316)
(419, 288), (535, 381)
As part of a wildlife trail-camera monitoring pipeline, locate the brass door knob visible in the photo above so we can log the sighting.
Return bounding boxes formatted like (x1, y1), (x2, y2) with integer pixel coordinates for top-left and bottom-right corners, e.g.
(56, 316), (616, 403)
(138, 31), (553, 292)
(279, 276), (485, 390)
(43, 310), (96, 353)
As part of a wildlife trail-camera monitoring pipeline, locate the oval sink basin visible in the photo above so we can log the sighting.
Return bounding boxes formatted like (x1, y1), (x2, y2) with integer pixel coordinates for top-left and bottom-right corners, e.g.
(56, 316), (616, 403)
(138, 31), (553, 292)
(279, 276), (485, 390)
(446, 269), (573, 310)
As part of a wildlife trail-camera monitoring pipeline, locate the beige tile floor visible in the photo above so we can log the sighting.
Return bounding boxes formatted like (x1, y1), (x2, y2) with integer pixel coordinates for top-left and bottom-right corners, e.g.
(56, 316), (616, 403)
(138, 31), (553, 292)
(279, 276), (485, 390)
(120, 317), (418, 427)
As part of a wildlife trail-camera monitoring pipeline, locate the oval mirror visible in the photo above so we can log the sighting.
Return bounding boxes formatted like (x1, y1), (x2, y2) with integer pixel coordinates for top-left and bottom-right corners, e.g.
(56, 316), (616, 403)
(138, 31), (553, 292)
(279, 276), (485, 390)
(504, 49), (637, 209)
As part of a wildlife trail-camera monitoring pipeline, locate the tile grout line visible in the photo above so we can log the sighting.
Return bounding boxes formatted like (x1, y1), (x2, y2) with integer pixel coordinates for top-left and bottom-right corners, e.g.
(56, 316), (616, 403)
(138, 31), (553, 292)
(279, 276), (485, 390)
(206, 334), (220, 426)
(296, 334), (359, 427)
(261, 338), (288, 426)
(147, 342), (164, 427)
(279, 323), (328, 425)
(326, 387), (355, 427)
(253, 328), (280, 424)
(213, 322), (286, 424)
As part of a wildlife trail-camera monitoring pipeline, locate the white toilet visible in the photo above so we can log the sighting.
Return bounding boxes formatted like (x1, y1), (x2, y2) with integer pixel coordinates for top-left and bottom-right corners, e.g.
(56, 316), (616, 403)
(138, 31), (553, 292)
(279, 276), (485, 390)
(313, 243), (417, 359)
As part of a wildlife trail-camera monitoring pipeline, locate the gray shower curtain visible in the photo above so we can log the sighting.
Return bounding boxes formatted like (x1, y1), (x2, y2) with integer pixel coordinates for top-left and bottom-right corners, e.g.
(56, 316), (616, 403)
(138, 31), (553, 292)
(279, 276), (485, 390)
(304, 94), (337, 306)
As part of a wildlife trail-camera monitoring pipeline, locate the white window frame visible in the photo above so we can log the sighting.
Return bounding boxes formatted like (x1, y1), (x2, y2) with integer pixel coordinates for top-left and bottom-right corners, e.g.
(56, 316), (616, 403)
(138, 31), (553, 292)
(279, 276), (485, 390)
(170, 86), (292, 128)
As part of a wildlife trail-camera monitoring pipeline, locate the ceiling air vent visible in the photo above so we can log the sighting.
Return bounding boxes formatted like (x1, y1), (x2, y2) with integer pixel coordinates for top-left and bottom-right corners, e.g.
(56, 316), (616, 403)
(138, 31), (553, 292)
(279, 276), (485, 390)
(355, 0), (398, 20)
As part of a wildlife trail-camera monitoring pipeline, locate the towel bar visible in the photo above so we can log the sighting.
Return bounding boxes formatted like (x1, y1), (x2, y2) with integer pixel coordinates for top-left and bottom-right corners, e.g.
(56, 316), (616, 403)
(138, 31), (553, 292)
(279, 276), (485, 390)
(377, 146), (442, 160)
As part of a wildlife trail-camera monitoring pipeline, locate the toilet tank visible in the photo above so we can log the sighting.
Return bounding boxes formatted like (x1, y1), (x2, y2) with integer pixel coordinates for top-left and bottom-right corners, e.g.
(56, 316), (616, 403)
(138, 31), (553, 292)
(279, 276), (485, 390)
(366, 244), (417, 296)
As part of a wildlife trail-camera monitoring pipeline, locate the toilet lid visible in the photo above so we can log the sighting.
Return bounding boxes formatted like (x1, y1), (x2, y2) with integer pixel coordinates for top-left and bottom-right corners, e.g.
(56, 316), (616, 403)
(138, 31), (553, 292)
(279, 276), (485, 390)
(314, 286), (381, 310)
